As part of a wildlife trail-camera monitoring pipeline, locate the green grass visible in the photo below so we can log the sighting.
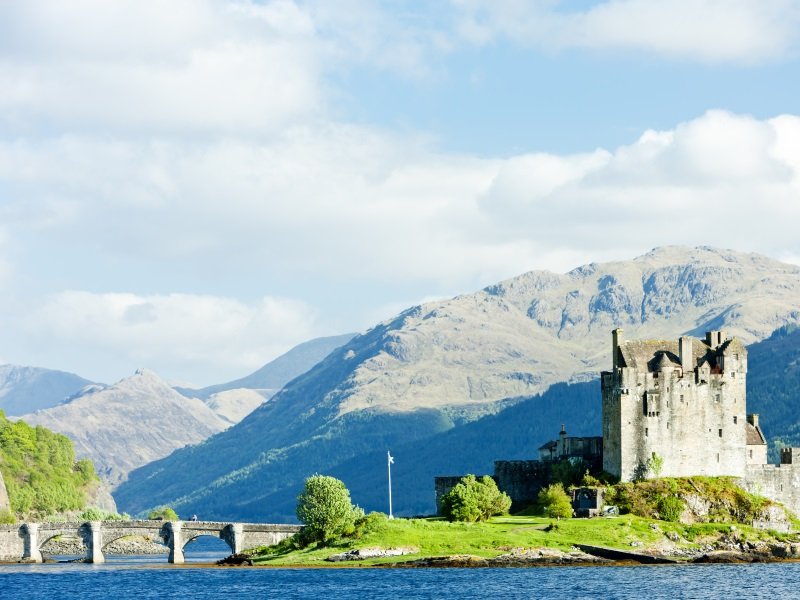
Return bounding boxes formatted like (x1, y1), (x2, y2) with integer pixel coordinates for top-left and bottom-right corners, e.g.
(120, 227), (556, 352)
(249, 514), (782, 566)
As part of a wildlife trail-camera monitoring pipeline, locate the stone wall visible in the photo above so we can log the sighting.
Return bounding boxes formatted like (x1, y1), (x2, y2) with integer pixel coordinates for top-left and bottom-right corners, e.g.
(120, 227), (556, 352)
(0, 524), (23, 561)
(493, 461), (551, 511)
(742, 462), (800, 519)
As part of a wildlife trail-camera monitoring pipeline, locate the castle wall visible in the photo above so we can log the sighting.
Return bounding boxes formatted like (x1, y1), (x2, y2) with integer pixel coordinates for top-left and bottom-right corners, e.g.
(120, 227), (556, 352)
(493, 461), (551, 512)
(742, 463), (800, 519)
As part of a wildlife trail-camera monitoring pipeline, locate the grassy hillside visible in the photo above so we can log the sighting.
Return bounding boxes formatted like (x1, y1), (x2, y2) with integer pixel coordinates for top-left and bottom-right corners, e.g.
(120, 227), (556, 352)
(0, 410), (97, 519)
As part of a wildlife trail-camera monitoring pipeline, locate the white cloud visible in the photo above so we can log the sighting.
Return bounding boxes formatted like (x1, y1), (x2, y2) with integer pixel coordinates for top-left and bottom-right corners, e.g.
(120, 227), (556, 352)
(478, 110), (800, 261)
(0, 0), (321, 135)
(454, 0), (800, 63)
(3, 111), (800, 293)
(22, 291), (319, 385)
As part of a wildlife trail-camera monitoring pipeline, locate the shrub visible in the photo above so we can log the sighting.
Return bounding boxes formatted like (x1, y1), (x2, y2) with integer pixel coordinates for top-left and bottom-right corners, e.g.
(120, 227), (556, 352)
(296, 474), (360, 544)
(0, 509), (16, 524)
(657, 495), (684, 522)
(79, 507), (129, 521)
(351, 511), (390, 539)
(440, 475), (512, 522)
(648, 454), (664, 479)
(148, 506), (179, 521)
(538, 483), (573, 519)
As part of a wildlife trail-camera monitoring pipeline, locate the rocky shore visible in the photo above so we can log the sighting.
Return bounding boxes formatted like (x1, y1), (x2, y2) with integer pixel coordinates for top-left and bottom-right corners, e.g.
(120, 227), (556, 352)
(377, 540), (800, 568)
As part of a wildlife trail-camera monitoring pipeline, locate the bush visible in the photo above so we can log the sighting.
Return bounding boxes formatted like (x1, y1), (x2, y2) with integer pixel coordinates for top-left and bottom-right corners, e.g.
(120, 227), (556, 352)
(657, 495), (684, 522)
(79, 507), (129, 521)
(148, 506), (179, 521)
(296, 474), (360, 544)
(538, 483), (573, 519)
(440, 475), (512, 522)
(351, 511), (390, 539)
(0, 509), (16, 524)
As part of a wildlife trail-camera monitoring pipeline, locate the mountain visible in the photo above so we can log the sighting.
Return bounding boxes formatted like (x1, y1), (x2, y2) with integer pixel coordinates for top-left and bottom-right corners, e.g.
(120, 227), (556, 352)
(115, 247), (800, 519)
(744, 325), (800, 459)
(21, 369), (231, 487)
(175, 333), (356, 400)
(0, 365), (95, 416)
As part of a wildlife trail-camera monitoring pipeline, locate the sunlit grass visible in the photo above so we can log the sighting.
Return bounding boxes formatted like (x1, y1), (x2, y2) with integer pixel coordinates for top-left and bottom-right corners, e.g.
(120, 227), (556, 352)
(249, 513), (782, 566)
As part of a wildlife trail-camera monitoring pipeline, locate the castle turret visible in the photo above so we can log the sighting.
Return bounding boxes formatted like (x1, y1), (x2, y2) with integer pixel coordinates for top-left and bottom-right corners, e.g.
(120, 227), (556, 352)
(612, 328), (623, 370)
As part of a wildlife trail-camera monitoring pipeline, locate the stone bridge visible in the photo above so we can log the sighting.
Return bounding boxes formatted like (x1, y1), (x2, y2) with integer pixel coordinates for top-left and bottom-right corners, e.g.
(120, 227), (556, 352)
(0, 520), (301, 564)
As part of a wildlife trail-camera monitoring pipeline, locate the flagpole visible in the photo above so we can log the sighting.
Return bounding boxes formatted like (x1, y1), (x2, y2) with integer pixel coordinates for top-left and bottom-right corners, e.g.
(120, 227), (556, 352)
(387, 450), (394, 519)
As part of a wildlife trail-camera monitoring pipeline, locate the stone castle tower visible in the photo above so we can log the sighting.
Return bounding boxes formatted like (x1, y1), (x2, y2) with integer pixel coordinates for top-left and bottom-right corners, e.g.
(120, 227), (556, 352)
(601, 329), (766, 481)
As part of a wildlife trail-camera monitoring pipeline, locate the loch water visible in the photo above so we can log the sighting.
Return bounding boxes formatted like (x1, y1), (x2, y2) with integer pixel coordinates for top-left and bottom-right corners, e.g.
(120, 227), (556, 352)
(2, 556), (799, 600)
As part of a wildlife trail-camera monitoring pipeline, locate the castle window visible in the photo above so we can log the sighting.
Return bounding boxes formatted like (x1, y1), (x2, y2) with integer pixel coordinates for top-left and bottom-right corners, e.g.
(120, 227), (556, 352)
(715, 394), (720, 402)
(680, 394), (684, 403)
(749, 449), (753, 459)
(734, 416), (738, 424)
(731, 372), (735, 379)
(645, 428), (649, 437)
(718, 429), (723, 438)
(667, 422), (670, 430)
(717, 453), (720, 463)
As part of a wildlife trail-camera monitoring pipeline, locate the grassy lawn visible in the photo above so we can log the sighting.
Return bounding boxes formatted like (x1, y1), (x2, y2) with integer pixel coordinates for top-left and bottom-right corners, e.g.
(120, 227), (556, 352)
(249, 514), (777, 566)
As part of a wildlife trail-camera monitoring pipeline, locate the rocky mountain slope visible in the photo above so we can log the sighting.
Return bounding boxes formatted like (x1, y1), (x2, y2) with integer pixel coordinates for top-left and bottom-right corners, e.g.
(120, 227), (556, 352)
(175, 333), (355, 400)
(21, 369), (231, 487)
(115, 247), (800, 519)
(0, 365), (94, 416)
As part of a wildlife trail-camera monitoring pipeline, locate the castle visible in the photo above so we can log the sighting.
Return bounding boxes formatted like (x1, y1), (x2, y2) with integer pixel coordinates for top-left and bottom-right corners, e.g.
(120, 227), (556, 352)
(602, 329), (766, 481)
(604, 329), (800, 518)
(436, 329), (800, 519)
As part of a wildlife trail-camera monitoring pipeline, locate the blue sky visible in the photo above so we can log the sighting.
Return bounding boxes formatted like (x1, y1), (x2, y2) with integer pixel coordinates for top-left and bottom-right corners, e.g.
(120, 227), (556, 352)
(1, 0), (800, 385)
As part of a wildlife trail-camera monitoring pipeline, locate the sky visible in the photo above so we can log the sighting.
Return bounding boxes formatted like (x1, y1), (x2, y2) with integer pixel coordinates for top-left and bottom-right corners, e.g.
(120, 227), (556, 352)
(1, 0), (800, 386)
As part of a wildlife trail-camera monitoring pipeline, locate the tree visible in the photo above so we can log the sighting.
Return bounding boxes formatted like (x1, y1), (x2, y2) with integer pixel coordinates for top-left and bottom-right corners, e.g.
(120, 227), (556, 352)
(440, 475), (512, 522)
(538, 483), (573, 519)
(296, 474), (359, 544)
(148, 506), (179, 521)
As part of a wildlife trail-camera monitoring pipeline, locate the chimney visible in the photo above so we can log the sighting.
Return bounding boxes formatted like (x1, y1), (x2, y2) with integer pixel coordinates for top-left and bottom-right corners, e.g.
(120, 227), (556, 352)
(747, 414), (759, 428)
(705, 330), (725, 348)
(612, 329), (623, 370)
(679, 336), (693, 374)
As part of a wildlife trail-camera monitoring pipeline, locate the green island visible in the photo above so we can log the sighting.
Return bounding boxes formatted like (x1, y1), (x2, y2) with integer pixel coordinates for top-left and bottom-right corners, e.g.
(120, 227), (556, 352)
(245, 475), (800, 567)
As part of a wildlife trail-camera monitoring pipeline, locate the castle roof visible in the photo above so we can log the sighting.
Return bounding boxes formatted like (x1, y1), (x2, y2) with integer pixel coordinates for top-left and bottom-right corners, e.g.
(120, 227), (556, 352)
(746, 422), (767, 446)
(618, 336), (745, 373)
(538, 440), (557, 451)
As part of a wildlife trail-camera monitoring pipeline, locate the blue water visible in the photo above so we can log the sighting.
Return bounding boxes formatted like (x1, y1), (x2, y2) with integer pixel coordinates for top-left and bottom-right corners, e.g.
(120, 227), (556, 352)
(1, 561), (798, 599)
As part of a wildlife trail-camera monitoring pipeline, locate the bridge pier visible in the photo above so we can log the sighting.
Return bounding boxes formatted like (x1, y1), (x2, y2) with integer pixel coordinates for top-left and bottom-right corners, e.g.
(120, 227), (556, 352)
(86, 521), (105, 564)
(222, 523), (244, 555)
(167, 521), (184, 564)
(22, 523), (43, 563)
